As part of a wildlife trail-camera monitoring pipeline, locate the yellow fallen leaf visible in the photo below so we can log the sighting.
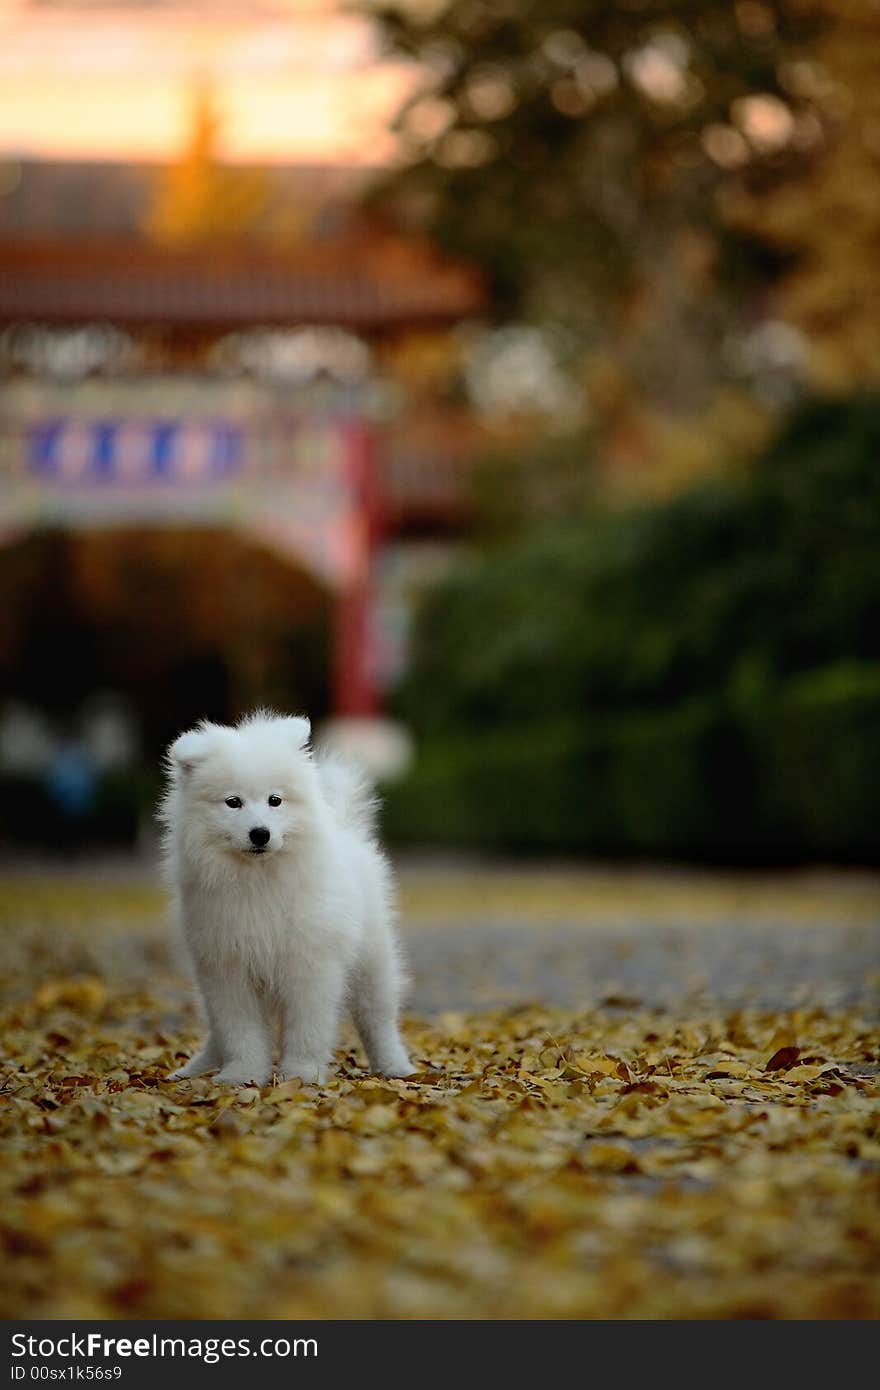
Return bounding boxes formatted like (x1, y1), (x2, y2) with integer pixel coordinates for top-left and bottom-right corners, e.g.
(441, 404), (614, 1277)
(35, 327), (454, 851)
(34, 977), (107, 1014)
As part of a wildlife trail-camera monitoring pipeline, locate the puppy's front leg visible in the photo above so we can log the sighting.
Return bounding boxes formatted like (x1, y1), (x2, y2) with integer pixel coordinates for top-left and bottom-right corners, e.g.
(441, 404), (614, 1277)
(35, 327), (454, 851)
(278, 959), (347, 1085)
(169, 1037), (221, 1080)
(197, 958), (273, 1086)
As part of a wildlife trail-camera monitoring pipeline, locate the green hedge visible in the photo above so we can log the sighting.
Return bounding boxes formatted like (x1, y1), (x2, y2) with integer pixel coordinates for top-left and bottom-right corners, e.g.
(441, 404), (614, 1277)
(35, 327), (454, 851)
(383, 663), (880, 862)
(742, 663), (880, 860)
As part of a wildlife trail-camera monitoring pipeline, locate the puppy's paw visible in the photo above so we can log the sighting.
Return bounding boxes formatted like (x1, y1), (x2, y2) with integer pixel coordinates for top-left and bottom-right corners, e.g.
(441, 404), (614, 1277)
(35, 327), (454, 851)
(374, 1044), (416, 1078)
(279, 1057), (328, 1085)
(169, 1048), (218, 1080)
(213, 1061), (271, 1087)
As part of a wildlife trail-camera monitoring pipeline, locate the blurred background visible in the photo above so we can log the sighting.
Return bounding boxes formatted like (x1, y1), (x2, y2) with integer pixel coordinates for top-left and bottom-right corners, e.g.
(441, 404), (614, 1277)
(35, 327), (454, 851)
(0, 0), (878, 864)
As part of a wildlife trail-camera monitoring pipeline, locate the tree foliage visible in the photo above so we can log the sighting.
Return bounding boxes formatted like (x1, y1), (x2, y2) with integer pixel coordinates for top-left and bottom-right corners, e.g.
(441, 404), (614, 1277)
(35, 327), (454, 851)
(728, 2), (880, 389)
(370, 0), (826, 412)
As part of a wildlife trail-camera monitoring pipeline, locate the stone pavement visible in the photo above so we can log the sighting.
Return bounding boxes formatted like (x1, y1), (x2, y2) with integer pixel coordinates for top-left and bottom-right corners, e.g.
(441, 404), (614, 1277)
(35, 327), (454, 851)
(398, 860), (880, 1016)
(2, 854), (876, 1019)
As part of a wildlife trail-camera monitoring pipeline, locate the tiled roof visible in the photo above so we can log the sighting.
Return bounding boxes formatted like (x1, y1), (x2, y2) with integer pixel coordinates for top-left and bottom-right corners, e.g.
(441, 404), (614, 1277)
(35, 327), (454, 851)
(0, 239), (484, 331)
(0, 161), (369, 240)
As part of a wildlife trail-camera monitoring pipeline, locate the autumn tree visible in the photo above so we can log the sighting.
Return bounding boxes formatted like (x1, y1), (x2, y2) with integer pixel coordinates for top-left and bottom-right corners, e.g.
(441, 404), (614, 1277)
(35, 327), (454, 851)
(728, 0), (880, 390)
(146, 84), (271, 246)
(367, 1), (829, 433)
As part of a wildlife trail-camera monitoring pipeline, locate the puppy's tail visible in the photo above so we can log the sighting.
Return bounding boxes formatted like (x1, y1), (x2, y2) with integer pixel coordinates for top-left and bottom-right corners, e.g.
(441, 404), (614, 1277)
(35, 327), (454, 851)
(317, 754), (380, 837)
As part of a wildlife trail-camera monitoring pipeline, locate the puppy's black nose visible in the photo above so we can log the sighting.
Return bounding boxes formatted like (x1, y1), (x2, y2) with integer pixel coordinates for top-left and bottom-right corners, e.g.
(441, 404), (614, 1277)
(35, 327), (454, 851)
(249, 826), (271, 848)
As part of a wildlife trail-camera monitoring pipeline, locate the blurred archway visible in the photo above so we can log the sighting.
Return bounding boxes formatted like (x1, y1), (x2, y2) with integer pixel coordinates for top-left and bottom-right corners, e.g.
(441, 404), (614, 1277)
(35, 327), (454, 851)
(0, 526), (331, 761)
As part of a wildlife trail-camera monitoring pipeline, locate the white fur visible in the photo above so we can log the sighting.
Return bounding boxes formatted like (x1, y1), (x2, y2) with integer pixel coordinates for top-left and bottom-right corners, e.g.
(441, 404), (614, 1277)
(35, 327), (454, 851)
(158, 710), (414, 1086)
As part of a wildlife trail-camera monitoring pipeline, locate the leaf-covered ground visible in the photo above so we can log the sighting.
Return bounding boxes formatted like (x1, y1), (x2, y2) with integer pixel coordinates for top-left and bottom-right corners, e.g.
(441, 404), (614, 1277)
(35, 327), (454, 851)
(1, 863), (878, 1320)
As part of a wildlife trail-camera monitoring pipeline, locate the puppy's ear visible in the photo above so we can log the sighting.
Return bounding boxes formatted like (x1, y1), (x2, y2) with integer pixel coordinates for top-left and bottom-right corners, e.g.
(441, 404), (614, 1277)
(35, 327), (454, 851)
(283, 715), (311, 750)
(167, 726), (214, 774)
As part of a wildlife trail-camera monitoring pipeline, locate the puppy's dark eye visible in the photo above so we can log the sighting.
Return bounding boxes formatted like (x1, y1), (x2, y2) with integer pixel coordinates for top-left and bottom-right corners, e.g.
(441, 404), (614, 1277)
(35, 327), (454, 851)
(267, 794), (282, 808)
(225, 796), (243, 809)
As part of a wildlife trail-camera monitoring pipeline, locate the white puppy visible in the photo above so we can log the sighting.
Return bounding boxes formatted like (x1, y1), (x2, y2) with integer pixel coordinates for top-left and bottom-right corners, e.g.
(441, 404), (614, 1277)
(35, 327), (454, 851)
(159, 710), (414, 1086)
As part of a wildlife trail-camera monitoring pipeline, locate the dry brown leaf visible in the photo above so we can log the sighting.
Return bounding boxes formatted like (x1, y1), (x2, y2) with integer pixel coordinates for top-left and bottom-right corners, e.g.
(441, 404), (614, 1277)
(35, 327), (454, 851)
(764, 1045), (801, 1072)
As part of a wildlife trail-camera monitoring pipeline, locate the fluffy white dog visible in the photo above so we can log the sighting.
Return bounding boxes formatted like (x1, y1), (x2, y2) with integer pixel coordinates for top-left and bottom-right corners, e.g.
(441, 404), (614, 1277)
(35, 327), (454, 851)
(159, 710), (414, 1086)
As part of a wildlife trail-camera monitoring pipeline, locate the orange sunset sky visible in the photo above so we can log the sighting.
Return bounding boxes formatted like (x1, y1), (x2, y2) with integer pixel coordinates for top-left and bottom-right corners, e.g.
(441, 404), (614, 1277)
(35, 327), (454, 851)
(0, 0), (418, 164)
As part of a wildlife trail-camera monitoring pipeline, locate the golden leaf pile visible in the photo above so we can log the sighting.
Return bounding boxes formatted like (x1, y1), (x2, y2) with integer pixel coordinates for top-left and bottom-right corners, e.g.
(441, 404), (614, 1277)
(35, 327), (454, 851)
(1, 880), (878, 1319)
